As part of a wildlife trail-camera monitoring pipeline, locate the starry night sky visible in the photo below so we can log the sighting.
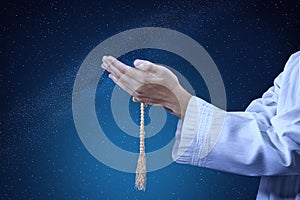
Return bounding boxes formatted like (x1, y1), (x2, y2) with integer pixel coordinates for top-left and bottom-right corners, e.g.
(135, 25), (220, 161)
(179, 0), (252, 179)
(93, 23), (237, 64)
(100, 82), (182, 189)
(1, 0), (300, 199)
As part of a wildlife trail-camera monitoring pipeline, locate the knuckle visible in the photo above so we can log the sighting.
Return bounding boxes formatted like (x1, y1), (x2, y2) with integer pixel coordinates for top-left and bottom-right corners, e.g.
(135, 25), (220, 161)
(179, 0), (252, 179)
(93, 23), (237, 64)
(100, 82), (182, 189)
(144, 62), (153, 70)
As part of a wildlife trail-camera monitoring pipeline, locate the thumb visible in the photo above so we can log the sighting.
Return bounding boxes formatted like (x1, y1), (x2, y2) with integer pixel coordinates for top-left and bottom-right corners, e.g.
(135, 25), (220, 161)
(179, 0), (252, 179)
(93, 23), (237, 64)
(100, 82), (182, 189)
(134, 59), (145, 68)
(134, 59), (154, 72)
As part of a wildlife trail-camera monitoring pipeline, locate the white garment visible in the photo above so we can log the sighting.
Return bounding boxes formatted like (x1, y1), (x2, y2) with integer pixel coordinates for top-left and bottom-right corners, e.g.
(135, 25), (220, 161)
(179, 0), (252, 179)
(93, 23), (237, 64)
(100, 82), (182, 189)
(172, 51), (300, 199)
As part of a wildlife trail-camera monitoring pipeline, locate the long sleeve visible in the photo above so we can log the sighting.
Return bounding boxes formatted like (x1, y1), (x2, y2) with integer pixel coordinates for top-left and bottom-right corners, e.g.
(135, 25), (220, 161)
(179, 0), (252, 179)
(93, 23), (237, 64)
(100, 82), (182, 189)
(172, 51), (300, 176)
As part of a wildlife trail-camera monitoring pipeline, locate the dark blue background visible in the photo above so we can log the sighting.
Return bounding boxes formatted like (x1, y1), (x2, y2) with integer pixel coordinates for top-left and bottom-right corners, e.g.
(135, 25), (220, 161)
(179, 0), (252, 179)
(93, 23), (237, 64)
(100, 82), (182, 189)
(1, 0), (300, 199)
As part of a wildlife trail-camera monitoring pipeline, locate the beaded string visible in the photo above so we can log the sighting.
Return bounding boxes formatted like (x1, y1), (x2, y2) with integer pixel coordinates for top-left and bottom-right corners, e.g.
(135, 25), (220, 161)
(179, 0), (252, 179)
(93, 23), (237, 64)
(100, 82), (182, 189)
(135, 102), (146, 191)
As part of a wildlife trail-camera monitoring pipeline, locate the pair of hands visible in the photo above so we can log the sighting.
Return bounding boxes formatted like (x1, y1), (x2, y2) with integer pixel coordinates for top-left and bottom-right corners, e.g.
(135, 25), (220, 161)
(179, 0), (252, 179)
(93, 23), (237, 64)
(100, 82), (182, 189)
(101, 56), (192, 119)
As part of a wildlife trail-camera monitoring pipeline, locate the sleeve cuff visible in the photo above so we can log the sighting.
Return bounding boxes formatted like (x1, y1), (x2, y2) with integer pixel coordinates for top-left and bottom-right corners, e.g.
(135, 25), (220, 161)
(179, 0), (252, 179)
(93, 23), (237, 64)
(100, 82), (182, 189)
(172, 96), (214, 166)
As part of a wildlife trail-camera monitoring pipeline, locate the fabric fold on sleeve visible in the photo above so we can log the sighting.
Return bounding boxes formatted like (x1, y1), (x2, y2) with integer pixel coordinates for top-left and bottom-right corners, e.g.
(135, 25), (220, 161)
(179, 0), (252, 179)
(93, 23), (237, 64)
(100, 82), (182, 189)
(172, 96), (215, 165)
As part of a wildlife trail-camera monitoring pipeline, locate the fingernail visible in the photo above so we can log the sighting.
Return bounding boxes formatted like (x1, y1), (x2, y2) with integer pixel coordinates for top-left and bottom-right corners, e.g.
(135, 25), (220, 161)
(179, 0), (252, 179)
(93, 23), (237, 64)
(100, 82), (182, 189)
(134, 59), (143, 67)
(136, 64), (144, 68)
(108, 74), (115, 80)
(101, 63), (106, 69)
(135, 63), (144, 69)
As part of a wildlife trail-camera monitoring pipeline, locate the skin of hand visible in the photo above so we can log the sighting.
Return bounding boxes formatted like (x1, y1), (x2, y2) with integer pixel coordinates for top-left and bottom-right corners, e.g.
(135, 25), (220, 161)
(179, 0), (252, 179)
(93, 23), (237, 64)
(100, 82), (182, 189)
(101, 56), (192, 119)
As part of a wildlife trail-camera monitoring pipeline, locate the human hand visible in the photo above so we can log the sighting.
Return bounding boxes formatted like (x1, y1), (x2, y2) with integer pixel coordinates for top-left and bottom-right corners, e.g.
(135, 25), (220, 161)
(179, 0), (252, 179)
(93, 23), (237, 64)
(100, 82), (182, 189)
(101, 56), (192, 119)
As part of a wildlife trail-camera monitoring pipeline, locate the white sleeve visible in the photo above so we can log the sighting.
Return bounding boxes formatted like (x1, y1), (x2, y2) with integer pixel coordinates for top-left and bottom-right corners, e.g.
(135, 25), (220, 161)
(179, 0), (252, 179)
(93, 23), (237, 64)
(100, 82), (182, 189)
(172, 52), (300, 176)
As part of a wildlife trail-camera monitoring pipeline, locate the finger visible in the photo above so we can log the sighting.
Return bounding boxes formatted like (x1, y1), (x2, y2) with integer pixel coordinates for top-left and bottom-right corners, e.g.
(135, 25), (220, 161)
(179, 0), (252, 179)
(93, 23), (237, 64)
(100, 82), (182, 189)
(109, 74), (134, 96)
(117, 71), (143, 93)
(132, 97), (151, 106)
(134, 59), (156, 72)
(109, 71), (144, 98)
(132, 97), (139, 102)
(134, 59), (152, 71)
(103, 56), (142, 81)
(101, 63), (109, 71)
(102, 60), (146, 98)
(102, 58), (124, 79)
(138, 97), (161, 107)
(103, 56), (131, 74)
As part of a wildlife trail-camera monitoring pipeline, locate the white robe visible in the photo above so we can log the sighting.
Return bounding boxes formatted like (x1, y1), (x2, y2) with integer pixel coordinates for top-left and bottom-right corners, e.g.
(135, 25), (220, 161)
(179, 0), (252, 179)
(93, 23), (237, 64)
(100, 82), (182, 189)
(172, 51), (300, 199)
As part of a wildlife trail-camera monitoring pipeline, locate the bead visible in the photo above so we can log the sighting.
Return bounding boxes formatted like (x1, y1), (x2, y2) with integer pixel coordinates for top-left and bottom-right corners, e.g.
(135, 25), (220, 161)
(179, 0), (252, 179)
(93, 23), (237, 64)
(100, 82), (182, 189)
(139, 103), (145, 153)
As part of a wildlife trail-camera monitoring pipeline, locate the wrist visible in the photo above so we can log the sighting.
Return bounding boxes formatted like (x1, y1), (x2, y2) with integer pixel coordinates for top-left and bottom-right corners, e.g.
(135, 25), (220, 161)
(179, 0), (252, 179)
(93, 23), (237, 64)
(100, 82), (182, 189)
(163, 85), (192, 119)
